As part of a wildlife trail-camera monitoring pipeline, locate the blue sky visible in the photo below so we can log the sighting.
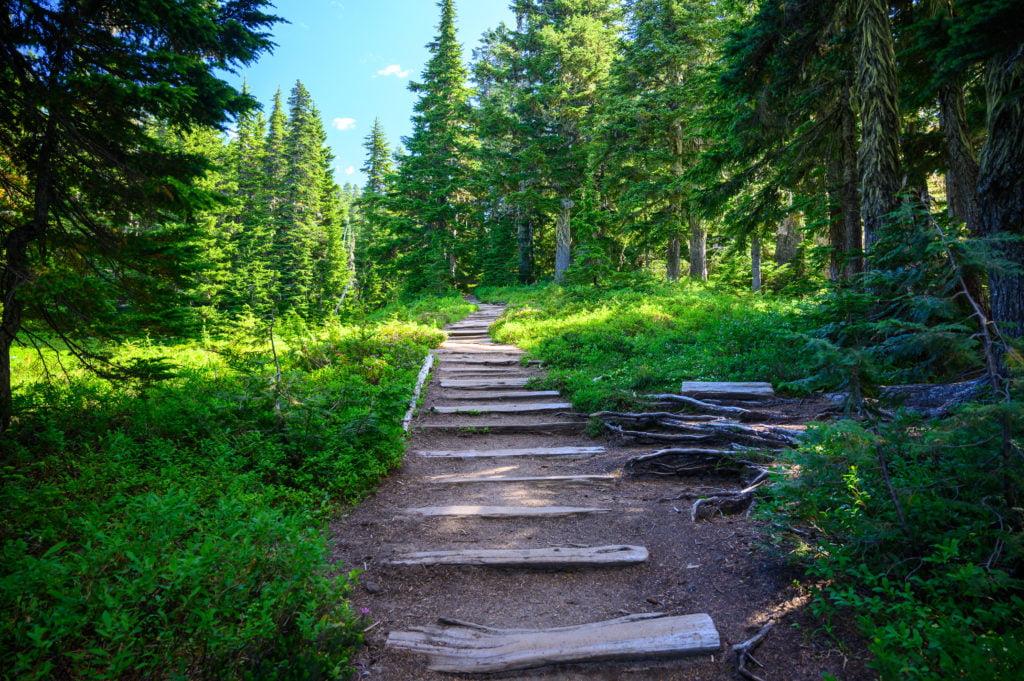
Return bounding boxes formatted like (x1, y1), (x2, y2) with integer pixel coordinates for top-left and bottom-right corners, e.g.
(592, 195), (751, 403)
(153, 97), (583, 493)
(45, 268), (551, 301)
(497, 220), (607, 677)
(226, 0), (513, 187)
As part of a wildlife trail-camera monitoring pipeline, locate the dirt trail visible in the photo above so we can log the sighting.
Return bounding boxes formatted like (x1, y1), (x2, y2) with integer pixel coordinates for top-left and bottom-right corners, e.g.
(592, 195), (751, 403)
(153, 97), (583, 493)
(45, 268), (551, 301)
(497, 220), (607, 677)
(330, 303), (872, 680)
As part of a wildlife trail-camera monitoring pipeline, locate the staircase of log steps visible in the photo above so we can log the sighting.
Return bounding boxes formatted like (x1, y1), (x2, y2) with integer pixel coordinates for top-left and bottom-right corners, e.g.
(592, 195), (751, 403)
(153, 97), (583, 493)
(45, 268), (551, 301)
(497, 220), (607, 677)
(383, 299), (721, 675)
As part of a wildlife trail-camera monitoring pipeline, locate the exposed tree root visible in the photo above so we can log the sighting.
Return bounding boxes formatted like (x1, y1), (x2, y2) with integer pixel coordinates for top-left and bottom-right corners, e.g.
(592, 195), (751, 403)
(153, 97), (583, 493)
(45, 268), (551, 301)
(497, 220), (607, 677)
(732, 620), (775, 681)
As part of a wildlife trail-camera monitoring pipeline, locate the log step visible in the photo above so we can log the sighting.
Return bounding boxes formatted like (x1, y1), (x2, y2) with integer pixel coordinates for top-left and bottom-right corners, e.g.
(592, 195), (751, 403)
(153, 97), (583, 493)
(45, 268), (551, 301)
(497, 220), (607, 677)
(438, 366), (527, 374)
(415, 421), (585, 434)
(387, 544), (646, 567)
(437, 357), (520, 365)
(431, 402), (571, 414)
(386, 613), (720, 673)
(442, 390), (561, 400)
(399, 505), (610, 519)
(417, 445), (604, 459)
(441, 343), (520, 352)
(440, 378), (531, 389)
(679, 381), (775, 401)
(425, 473), (617, 486)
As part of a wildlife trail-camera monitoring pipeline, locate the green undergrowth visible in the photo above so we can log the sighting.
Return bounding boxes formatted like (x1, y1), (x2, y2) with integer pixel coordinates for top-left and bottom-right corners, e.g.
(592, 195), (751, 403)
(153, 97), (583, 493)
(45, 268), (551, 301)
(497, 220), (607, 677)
(477, 281), (815, 413)
(0, 295), (470, 680)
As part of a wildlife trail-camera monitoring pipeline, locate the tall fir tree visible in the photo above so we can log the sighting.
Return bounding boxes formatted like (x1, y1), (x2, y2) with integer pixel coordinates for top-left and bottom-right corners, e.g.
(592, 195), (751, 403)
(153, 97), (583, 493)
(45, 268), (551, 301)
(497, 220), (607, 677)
(357, 119), (399, 304)
(385, 0), (478, 293)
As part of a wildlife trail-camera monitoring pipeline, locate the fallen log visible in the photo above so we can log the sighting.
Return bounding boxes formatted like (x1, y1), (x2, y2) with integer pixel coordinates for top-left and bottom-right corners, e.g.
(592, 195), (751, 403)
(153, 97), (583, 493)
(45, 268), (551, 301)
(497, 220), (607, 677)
(386, 613), (720, 673)
(679, 381), (775, 401)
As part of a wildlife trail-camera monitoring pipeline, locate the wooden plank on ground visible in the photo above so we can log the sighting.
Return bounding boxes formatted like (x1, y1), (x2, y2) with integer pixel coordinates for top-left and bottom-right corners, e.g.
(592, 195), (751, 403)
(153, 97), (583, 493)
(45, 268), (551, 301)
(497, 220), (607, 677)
(424, 473), (617, 486)
(438, 366), (523, 374)
(443, 390), (561, 400)
(417, 445), (604, 458)
(387, 544), (646, 567)
(432, 402), (571, 414)
(440, 378), (530, 388)
(415, 422), (585, 434)
(399, 505), (611, 519)
(678, 381), (775, 400)
(386, 613), (720, 673)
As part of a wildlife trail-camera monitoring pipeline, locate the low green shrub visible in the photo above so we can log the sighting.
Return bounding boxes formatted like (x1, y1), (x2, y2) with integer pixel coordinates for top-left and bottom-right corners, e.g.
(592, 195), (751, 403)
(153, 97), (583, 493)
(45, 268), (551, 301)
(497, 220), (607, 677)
(1, 296), (471, 680)
(478, 282), (813, 412)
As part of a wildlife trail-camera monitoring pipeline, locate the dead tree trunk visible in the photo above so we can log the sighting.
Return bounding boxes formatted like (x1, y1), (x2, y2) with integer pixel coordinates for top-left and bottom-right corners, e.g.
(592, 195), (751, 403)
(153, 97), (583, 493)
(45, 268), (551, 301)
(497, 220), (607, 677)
(554, 198), (573, 283)
(688, 213), (707, 281)
(751, 236), (762, 292)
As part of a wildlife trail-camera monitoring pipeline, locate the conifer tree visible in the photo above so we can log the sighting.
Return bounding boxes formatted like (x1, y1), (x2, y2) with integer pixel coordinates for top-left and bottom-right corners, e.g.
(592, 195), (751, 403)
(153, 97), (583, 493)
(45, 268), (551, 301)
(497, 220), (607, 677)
(225, 89), (276, 314)
(357, 119), (398, 303)
(386, 0), (478, 293)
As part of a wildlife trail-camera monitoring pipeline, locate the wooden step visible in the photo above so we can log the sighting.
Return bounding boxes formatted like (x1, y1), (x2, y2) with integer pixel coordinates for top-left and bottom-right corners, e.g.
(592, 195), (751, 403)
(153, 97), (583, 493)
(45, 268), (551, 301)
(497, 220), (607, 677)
(432, 402), (571, 415)
(424, 473), (616, 486)
(434, 356), (522, 365)
(417, 445), (604, 459)
(399, 505), (611, 519)
(443, 390), (561, 400)
(438, 365), (525, 374)
(415, 421), (585, 434)
(387, 544), (646, 567)
(440, 378), (530, 388)
(387, 613), (720, 673)
(440, 343), (520, 352)
(679, 381), (775, 401)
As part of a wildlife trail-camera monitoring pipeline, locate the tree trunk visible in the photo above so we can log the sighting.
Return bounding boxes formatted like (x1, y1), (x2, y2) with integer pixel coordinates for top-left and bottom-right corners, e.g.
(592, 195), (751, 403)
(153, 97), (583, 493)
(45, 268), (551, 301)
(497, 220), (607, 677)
(775, 193), (800, 267)
(751, 236), (762, 292)
(978, 48), (1024, 339)
(855, 0), (901, 252)
(554, 197), (573, 283)
(517, 214), (534, 284)
(688, 214), (707, 281)
(939, 79), (982, 236)
(666, 234), (682, 282)
(827, 87), (863, 280)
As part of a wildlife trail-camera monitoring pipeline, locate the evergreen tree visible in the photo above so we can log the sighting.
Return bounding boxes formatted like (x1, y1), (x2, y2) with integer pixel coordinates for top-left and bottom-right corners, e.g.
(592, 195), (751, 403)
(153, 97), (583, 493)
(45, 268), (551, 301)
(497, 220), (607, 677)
(225, 89), (276, 315)
(0, 0), (279, 429)
(386, 0), (478, 293)
(357, 119), (399, 304)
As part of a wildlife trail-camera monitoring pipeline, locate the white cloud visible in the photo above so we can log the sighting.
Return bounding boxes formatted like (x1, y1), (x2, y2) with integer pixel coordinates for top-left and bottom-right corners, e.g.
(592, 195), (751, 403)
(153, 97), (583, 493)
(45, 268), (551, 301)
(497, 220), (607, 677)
(332, 117), (357, 131)
(376, 64), (411, 78)
(345, 166), (356, 175)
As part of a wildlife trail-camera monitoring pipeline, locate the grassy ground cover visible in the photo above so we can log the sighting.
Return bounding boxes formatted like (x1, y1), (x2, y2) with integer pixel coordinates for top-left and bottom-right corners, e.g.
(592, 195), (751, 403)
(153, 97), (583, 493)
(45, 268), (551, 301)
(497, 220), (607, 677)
(0, 296), (473, 681)
(478, 282), (1023, 680)
(478, 281), (816, 412)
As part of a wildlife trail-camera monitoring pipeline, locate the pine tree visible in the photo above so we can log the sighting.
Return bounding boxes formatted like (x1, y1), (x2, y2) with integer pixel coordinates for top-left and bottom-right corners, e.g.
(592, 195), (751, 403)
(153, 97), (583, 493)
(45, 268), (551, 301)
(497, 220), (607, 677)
(225, 88), (276, 315)
(0, 0), (279, 429)
(357, 119), (398, 304)
(385, 0), (478, 294)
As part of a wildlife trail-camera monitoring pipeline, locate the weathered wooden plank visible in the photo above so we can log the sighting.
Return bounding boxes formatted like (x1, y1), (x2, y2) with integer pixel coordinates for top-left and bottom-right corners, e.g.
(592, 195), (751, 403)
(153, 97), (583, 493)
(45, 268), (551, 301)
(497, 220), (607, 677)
(415, 421), (585, 434)
(387, 544), (646, 567)
(440, 378), (530, 388)
(441, 342), (520, 352)
(386, 613), (720, 673)
(438, 366), (525, 374)
(399, 505), (611, 519)
(417, 445), (604, 458)
(424, 473), (617, 486)
(434, 356), (521, 365)
(443, 390), (561, 400)
(678, 381), (775, 401)
(431, 402), (571, 414)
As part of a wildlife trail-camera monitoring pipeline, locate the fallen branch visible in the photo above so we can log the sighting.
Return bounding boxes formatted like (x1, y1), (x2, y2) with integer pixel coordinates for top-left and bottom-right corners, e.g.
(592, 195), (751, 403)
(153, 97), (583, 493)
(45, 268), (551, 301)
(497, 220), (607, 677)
(403, 352), (435, 432)
(732, 620), (775, 681)
(592, 409), (720, 423)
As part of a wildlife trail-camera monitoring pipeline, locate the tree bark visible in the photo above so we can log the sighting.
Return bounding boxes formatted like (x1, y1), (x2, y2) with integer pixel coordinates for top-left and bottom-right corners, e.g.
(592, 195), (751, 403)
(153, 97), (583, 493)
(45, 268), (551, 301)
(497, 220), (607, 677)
(554, 197), (573, 283)
(666, 234), (682, 282)
(827, 86), (863, 281)
(751, 236), (762, 292)
(940, 80), (982, 236)
(978, 48), (1024, 339)
(517, 214), (534, 284)
(775, 193), (800, 267)
(687, 213), (707, 281)
(855, 0), (902, 252)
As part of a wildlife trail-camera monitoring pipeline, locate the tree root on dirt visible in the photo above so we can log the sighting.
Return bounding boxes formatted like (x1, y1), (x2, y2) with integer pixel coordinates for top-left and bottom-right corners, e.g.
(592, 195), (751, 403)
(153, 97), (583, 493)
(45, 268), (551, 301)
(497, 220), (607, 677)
(600, 416), (799, 449)
(732, 620), (775, 681)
